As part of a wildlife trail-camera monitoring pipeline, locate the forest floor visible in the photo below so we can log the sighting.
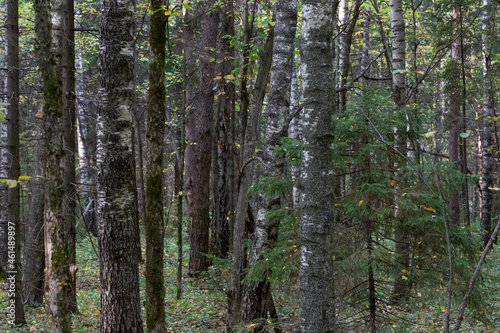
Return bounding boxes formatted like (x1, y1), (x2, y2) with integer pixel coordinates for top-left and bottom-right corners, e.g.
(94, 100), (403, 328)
(0, 231), (499, 332)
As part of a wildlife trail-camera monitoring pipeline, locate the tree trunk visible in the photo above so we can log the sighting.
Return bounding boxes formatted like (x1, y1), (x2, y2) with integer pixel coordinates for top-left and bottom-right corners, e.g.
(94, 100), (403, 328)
(6, 0), (26, 323)
(448, 3), (462, 226)
(175, 127), (185, 300)
(214, 0), (235, 259)
(185, 0), (219, 274)
(145, 0), (167, 330)
(299, 1), (336, 331)
(338, 0), (363, 113)
(360, 9), (377, 332)
(22, 121), (46, 306)
(96, 0), (143, 330)
(0, 0), (8, 281)
(34, 0), (72, 329)
(480, 0), (494, 247)
(61, 0), (78, 313)
(389, 0), (410, 303)
(227, 27), (275, 331)
(289, 62), (301, 209)
(242, 0), (297, 326)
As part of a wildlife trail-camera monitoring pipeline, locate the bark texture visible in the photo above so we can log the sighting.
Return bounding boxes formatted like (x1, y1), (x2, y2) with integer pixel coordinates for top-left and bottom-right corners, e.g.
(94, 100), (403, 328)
(299, 1), (336, 331)
(242, 0), (297, 325)
(34, 0), (72, 329)
(185, 0), (219, 274)
(96, 0), (143, 330)
(389, 0), (410, 303)
(145, 0), (167, 330)
(61, 0), (78, 313)
(480, 0), (494, 247)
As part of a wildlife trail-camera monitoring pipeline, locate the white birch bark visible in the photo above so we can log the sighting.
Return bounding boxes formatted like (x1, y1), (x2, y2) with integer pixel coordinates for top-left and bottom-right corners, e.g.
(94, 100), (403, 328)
(299, 1), (336, 331)
(480, 0), (495, 246)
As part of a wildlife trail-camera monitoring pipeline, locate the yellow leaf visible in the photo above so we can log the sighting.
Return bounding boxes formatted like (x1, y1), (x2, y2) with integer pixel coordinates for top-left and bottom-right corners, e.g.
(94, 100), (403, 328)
(417, 292), (422, 297)
(425, 207), (437, 213)
(402, 275), (408, 280)
(401, 269), (409, 274)
(390, 180), (395, 186)
(359, 200), (363, 206)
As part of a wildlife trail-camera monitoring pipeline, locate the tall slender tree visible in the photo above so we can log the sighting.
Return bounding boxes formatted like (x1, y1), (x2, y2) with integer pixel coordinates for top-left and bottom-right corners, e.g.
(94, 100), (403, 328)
(389, 0), (411, 302)
(214, 0), (235, 259)
(145, 0), (167, 330)
(33, 0), (72, 329)
(298, 0), (335, 331)
(97, 0), (143, 330)
(227, 27), (275, 330)
(480, 0), (494, 247)
(22, 119), (45, 306)
(62, 0), (78, 313)
(185, 0), (219, 274)
(242, 0), (297, 326)
(447, 1), (462, 226)
(6, 0), (26, 323)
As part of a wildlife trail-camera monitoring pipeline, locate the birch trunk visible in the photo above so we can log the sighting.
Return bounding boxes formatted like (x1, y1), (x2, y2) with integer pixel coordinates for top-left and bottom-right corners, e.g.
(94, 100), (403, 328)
(299, 1), (336, 331)
(242, 0), (297, 326)
(389, 0), (410, 303)
(96, 0), (143, 329)
(480, 0), (494, 247)
(33, 0), (72, 329)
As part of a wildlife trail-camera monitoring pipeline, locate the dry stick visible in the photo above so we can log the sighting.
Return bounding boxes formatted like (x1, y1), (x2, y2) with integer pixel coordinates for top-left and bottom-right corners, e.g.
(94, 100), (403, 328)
(454, 217), (500, 332)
